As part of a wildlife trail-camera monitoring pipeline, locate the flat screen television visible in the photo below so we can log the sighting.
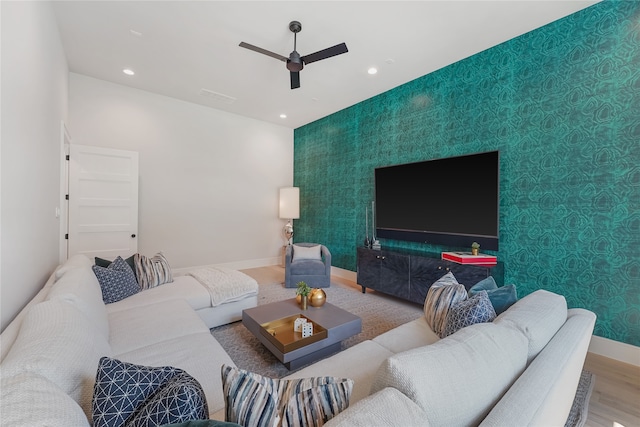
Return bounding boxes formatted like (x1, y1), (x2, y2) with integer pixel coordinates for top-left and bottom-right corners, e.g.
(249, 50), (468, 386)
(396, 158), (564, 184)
(375, 150), (499, 250)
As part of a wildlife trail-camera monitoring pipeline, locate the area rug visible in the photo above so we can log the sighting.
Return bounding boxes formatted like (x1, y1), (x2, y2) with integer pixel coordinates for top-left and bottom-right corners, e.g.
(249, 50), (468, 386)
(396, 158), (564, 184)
(210, 279), (423, 378)
(565, 370), (595, 427)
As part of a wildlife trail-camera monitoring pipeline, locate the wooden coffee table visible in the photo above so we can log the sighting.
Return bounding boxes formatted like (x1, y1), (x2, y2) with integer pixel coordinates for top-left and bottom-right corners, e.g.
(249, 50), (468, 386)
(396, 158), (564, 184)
(242, 299), (362, 370)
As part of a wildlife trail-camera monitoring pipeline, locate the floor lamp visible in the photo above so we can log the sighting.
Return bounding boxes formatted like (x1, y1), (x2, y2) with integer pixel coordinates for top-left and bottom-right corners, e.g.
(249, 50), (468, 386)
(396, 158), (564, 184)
(279, 187), (300, 266)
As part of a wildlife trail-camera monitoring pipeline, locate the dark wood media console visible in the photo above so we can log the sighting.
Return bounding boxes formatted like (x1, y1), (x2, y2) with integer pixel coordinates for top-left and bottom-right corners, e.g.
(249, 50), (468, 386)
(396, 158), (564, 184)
(356, 247), (503, 305)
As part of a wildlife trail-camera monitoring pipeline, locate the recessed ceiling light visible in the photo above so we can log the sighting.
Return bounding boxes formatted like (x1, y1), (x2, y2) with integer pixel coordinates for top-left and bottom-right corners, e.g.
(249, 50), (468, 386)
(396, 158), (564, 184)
(123, 69), (135, 76)
(280, 114), (287, 119)
(368, 67), (378, 75)
(129, 29), (143, 37)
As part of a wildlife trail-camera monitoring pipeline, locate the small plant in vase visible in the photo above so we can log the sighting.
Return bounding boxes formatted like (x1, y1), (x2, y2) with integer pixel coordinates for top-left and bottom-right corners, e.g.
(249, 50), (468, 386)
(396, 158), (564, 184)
(296, 281), (312, 310)
(471, 242), (480, 256)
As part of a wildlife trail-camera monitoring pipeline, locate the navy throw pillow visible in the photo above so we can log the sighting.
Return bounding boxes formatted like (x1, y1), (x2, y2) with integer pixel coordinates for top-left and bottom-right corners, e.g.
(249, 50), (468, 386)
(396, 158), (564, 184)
(92, 357), (208, 427)
(92, 256), (139, 304)
(95, 255), (138, 282)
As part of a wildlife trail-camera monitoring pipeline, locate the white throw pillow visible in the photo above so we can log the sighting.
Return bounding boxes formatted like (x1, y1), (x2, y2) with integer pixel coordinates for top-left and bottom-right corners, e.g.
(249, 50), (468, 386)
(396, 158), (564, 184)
(0, 372), (90, 426)
(1, 299), (112, 419)
(292, 244), (322, 262)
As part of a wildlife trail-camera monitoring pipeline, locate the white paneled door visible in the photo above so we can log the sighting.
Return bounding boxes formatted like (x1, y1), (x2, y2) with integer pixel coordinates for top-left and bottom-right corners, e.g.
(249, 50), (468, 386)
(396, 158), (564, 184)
(68, 144), (139, 259)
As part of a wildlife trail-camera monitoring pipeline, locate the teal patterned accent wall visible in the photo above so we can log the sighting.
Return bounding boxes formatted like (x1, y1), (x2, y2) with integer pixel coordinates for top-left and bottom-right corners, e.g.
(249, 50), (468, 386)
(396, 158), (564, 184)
(293, 1), (640, 346)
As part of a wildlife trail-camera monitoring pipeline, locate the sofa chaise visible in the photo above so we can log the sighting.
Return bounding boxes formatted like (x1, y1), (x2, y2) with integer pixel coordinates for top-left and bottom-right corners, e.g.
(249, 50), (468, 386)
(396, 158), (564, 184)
(0, 254), (596, 426)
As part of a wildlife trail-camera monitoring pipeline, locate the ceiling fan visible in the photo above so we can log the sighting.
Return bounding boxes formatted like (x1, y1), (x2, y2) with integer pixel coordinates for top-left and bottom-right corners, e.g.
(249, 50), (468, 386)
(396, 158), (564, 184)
(239, 21), (348, 90)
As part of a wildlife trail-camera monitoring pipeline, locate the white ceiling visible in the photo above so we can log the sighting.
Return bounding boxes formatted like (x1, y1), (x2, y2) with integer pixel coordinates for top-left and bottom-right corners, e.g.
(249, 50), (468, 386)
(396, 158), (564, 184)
(52, 1), (600, 129)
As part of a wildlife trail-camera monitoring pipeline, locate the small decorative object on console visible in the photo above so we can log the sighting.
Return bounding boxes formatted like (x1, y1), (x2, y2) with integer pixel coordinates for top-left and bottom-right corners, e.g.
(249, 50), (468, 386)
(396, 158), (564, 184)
(471, 242), (480, 256)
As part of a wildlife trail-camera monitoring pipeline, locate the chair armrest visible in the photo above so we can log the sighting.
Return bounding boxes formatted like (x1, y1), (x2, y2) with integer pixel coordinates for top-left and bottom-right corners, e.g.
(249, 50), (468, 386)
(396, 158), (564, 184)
(321, 245), (332, 276)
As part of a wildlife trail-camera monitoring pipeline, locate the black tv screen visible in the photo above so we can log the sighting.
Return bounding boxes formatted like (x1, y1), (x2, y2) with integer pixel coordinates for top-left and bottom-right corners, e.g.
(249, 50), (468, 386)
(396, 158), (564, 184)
(375, 151), (499, 250)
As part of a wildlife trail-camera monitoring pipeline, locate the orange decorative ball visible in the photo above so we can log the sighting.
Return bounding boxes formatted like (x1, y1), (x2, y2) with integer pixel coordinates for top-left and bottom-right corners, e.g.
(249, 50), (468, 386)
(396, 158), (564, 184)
(309, 288), (326, 307)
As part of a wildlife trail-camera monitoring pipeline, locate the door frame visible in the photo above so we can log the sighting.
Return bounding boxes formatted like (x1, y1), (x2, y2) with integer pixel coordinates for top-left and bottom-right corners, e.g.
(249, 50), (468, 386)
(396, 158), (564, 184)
(59, 121), (71, 264)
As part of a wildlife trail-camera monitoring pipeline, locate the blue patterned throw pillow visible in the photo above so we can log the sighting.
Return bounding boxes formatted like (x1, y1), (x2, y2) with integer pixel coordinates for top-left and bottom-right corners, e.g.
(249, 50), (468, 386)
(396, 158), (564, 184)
(221, 364), (353, 427)
(468, 276), (518, 315)
(92, 357), (208, 427)
(442, 290), (497, 337)
(92, 256), (140, 304)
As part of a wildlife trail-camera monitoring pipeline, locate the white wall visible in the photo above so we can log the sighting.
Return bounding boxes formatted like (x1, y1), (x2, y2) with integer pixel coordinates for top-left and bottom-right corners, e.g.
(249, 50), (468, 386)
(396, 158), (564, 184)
(69, 73), (293, 269)
(0, 1), (69, 331)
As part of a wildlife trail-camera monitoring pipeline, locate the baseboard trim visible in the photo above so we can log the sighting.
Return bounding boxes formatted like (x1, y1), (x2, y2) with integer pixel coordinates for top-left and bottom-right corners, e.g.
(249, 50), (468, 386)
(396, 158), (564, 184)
(331, 266), (357, 282)
(588, 335), (640, 367)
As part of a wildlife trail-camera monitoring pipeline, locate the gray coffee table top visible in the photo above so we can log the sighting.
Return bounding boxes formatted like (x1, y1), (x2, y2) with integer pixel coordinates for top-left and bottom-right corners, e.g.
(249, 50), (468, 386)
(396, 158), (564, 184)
(242, 298), (362, 370)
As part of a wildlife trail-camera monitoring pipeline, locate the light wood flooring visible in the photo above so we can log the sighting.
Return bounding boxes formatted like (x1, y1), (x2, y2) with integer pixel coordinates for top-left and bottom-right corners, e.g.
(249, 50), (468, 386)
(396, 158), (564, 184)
(584, 352), (640, 427)
(242, 266), (640, 427)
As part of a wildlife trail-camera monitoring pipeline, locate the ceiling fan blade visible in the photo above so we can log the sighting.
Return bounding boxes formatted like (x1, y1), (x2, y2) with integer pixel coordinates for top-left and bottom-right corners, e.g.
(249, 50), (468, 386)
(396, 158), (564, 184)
(290, 71), (300, 89)
(302, 42), (348, 65)
(239, 42), (288, 62)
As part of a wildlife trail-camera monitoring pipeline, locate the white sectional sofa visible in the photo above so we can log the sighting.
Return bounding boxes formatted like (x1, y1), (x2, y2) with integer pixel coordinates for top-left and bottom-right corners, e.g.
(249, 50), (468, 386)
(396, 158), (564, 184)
(0, 254), (256, 425)
(0, 254), (596, 427)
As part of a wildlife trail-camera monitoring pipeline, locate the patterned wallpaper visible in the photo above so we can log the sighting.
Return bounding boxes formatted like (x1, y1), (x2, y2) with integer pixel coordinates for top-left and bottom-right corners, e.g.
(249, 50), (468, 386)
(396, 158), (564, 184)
(293, 1), (640, 346)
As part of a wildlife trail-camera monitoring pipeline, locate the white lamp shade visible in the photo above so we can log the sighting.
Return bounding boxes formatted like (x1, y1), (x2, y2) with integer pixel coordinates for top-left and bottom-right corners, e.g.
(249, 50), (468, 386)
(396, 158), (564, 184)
(279, 187), (300, 219)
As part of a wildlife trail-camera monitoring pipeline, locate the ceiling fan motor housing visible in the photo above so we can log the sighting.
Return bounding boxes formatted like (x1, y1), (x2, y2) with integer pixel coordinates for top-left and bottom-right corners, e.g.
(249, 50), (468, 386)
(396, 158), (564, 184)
(287, 51), (304, 71)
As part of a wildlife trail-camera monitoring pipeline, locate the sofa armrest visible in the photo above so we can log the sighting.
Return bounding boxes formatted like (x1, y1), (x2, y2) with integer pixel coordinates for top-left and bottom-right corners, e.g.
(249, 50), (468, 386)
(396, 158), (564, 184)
(321, 245), (332, 275)
(480, 309), (596, 427)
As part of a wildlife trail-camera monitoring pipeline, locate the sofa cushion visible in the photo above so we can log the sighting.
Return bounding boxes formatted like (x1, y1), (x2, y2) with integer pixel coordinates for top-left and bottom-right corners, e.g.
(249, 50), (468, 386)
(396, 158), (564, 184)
(494, 289), (568, 363)
(324, 387), (429, 427)
(106, 275), (212, 313)
(423, 272), (468, 337)
(1, 298), (112, 419)
(92, 256), (140, 304)
(108, 299), (209, 355)
(284, 340), (394, 405)
(290, 259), (326, 275)
(47, 263), (110, 339)
(372, 317), (440, 354)
(441, 290), (496, 337)
(292, 244), (322, 261)
(93, 357), (207, 427)
(114, 332), (235, 416)
(0, 371), (90, 427)
(370, 322), (528, 426)
(135, 252), (173, 290)
(469, 276), (518, 315)
(221, 365), (352, 427)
